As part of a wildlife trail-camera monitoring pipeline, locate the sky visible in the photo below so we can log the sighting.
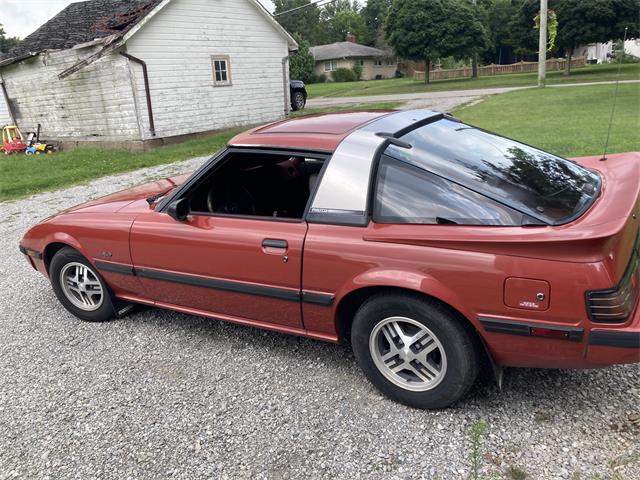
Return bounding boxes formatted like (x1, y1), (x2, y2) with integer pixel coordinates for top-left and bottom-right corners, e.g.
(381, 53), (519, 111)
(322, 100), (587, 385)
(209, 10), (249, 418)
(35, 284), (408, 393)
(0, 0), (277, 38)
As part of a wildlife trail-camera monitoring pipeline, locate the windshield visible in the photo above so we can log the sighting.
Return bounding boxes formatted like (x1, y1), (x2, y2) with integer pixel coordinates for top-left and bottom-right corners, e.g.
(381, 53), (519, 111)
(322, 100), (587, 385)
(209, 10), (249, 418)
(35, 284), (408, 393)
(386, 118), (601, 225)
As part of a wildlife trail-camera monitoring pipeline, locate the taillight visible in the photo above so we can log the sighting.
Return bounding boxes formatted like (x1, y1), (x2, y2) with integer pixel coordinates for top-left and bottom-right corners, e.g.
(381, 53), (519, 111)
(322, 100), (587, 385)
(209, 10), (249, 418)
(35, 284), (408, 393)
(587, 250), (639, 323)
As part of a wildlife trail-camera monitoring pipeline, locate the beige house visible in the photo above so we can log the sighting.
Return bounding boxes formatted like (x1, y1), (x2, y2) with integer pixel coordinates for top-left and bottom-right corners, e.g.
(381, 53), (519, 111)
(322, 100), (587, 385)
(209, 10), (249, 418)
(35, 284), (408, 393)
(310, 37), (397, 81)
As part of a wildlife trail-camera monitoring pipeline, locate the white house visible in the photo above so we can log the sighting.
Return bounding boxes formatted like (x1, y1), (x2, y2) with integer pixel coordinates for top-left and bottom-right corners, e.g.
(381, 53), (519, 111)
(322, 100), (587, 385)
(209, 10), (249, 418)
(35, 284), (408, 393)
(574, 39), (640, 64)
(0, 0), (297, 149)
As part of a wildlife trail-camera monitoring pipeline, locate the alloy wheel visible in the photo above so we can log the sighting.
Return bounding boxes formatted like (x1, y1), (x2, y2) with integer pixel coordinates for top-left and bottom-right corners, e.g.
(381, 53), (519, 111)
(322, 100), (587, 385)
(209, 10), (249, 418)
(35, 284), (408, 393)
(369, 316), (447, 392)
(59, 262), (104, 312)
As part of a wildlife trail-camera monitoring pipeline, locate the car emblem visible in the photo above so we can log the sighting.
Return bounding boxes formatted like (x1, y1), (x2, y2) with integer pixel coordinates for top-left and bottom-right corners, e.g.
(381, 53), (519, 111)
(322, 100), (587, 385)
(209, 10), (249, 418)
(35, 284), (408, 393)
(98, 251), (113, 258)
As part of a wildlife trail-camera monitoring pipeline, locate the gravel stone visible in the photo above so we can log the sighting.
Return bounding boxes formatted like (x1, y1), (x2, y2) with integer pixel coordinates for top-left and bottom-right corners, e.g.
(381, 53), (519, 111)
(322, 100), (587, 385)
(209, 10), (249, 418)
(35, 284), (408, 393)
(1, 157), (639, 479)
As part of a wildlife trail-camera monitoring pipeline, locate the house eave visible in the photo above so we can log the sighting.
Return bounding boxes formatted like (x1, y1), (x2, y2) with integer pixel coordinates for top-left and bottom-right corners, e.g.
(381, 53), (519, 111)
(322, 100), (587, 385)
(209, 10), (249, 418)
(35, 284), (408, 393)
(0, 52), (38, 69)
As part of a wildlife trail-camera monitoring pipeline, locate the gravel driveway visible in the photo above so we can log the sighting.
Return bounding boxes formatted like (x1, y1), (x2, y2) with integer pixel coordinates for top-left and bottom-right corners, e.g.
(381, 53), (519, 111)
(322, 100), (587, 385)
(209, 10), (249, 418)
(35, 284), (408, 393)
(1, 157), (638, 479)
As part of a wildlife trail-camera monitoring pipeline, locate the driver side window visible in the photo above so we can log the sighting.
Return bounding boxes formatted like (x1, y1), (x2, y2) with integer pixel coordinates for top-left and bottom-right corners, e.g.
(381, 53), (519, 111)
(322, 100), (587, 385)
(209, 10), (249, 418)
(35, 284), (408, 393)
(188, 151), (326, 220)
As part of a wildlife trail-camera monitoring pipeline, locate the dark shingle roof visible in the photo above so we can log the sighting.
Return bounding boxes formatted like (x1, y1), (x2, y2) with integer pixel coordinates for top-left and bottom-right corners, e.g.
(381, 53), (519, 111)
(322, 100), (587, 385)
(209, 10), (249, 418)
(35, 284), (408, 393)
(309, 42), (388, 62)
(0, 0), (162, 63)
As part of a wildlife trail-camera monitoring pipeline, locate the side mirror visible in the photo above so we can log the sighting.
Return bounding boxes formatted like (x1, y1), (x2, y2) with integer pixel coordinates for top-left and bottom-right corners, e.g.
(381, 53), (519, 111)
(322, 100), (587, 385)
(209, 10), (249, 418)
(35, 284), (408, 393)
(167, 198), (190, 221)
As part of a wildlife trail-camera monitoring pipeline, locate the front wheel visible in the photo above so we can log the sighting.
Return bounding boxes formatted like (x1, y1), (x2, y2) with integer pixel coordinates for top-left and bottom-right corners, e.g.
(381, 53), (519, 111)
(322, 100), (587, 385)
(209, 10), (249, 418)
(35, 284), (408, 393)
(351, 293), (480, 409)
(49, 247), (116, 322)
(291, 91), (306, 111)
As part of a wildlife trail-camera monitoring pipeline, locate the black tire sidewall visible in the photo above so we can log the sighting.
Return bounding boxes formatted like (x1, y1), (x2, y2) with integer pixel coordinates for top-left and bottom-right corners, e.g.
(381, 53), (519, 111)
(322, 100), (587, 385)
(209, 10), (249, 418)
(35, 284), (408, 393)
(351, 294), (479, 409)
(292, 92), (305, 111)
(49, 247), (115, 322)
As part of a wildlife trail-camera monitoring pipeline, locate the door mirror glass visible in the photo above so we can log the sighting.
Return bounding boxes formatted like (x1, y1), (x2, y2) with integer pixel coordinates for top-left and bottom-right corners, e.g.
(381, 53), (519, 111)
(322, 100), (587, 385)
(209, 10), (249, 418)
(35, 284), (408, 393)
(167, 198), (190, 221)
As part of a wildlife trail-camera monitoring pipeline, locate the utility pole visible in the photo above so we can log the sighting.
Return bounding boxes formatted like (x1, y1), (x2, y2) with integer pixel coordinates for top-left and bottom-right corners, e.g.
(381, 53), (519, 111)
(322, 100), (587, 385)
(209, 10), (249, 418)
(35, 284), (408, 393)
(537, 0), (548, 87)
(471, 0), (478, 78)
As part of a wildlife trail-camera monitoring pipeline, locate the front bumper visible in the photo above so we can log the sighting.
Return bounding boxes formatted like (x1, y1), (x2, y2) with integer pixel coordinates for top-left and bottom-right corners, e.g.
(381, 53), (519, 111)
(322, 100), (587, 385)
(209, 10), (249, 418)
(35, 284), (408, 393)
(19, 244), (42, 260)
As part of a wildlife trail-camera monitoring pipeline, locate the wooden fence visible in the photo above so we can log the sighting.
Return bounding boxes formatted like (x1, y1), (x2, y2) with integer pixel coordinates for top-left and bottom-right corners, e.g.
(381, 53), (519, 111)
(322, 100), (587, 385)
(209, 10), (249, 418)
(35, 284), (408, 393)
(413, 57), (587, 81)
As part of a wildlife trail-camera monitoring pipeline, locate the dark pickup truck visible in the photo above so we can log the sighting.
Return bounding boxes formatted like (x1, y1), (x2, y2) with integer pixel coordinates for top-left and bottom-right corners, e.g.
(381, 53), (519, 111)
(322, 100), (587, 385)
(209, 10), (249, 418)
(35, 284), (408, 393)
(290, 80), (307, 111)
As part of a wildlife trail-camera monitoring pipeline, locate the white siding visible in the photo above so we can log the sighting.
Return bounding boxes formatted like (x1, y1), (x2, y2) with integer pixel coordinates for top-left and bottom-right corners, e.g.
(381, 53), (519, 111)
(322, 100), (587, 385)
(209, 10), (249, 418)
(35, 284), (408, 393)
(0, 83), (11, 125)
(0, 47), (140, 141)
(125, 0), (290, 139)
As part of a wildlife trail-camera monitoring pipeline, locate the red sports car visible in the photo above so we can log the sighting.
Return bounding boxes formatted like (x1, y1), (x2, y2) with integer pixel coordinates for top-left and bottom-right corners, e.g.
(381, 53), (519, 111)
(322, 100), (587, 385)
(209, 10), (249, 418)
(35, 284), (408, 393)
(20, 110), (640, 409)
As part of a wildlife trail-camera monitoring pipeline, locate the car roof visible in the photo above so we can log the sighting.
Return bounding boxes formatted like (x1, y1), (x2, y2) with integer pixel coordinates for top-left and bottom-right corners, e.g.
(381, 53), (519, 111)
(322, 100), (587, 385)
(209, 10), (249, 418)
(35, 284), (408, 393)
(228, 111), (392, 152)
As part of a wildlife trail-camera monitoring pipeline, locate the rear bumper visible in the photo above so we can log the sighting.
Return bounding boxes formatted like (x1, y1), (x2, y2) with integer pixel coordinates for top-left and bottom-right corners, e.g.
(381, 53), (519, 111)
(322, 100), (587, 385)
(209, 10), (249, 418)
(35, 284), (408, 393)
(585, 302), (640, 365)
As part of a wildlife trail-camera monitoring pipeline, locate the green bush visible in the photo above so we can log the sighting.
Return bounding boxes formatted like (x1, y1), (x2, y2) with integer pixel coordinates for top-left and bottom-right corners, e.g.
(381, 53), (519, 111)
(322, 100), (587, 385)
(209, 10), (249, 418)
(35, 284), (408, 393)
(310, 73), (328, 83)
(331, 67), (358, 82)
(352, 64), (363, 80)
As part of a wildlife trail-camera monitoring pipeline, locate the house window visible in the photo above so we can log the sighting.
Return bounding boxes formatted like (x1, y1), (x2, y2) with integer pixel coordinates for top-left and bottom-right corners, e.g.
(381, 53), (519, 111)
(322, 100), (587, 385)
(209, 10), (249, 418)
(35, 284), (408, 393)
(324, 60), (337, 72)
(374, 59), (384, 67)
(386, 58), (394, 66)
(356, 59), (364, 67)
(211, 56), (232, 86)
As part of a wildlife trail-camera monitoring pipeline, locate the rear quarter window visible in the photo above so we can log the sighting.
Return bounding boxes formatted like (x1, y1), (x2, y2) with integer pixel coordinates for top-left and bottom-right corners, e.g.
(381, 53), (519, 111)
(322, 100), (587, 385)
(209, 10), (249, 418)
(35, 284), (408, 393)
(373, 156), (525, 225)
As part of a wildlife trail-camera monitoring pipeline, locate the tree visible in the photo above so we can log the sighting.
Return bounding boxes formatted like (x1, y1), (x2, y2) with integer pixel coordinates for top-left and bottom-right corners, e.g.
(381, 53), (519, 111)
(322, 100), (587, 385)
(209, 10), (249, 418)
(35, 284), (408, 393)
(318, 0), (367, 44)
(0, 24), (20, 54)
(386, 0), (488, 83)
(556, 0), (640, 75)
(507, 0), (542, 59)
(273, 0), (322, 45)
(481, 0), (519, 64)
(361, 0), (392, 46)
(289, 34), (315, 83)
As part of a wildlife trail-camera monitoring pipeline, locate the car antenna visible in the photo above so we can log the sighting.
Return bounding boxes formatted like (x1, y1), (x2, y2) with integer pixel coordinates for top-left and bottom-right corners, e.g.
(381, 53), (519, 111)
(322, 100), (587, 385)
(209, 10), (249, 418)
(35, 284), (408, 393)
(600, 27), (628, 162)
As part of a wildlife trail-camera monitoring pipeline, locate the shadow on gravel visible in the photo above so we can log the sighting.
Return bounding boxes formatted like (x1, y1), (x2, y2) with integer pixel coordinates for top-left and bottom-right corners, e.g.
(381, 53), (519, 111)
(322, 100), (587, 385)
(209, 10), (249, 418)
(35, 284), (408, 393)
(119, 305), (354, 362)
(116, 306), (632, 412)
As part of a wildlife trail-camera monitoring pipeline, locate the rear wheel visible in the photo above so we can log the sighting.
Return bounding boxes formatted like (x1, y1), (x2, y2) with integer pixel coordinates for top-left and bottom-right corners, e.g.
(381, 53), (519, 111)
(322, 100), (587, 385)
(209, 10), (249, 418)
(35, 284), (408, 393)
(49, 247), (116, 322)
(351, 293), (479, 409)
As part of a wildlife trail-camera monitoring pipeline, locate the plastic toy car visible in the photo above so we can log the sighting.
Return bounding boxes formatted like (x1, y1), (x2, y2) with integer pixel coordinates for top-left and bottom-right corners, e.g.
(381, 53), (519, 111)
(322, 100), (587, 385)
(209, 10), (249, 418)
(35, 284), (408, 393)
(2, 125), (27, 154)
(25, 143), (54, 155)
(19, 110), (640, 409)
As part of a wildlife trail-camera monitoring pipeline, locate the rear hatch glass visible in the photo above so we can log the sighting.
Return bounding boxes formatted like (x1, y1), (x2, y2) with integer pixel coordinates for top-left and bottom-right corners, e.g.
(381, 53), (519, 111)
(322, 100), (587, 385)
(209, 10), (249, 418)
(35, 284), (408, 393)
(387, 118), (601, 225)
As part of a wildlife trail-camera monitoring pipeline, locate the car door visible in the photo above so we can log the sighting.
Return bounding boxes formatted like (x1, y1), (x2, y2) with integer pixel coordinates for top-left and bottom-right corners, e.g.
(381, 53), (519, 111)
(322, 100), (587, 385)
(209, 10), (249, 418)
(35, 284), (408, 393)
(129, 213), (306, 328)
(127, 149), (322, 329)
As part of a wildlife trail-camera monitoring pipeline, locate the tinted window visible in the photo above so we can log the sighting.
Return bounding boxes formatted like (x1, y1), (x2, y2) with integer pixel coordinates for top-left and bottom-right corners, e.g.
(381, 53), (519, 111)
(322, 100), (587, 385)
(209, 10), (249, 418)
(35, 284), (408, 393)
(374, 156), (524, 225)
(386, 118), (601, 225)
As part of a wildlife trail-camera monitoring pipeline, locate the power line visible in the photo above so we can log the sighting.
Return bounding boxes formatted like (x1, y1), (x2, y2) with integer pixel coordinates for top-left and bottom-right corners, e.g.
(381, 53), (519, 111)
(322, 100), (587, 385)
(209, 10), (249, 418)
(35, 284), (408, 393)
(273, 0), (340, 18)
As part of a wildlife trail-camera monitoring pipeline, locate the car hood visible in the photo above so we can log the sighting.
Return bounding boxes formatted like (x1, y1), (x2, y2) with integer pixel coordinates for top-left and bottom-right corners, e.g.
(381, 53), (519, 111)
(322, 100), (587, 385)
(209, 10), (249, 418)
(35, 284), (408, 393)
(62, 173), (191, 214)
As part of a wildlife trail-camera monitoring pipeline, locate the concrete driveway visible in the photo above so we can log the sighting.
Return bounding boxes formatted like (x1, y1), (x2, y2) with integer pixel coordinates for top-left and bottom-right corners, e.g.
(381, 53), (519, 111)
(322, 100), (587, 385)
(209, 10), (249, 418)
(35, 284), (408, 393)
(1, 159), (639, 479)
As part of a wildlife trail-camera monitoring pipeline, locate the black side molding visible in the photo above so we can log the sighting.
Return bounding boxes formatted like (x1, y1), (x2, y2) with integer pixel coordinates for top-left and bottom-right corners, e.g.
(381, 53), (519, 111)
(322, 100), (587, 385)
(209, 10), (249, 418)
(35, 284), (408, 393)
(19, 245), (43, 259)
(94, 261), (335, 306)
(478, 316), (584, 342)
(302, 291), (335, 306)
(589, 331), (640, 349)
(95, 260), (135, 276)
(136, 267), (301, 302)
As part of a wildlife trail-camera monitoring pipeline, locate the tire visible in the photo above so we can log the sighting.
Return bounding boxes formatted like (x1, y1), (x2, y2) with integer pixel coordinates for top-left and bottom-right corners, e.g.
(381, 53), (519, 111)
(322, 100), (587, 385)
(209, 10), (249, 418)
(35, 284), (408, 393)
(351, 293), (479, 409)
(291, 91), (306, 111)
(49, 247), (116, 322)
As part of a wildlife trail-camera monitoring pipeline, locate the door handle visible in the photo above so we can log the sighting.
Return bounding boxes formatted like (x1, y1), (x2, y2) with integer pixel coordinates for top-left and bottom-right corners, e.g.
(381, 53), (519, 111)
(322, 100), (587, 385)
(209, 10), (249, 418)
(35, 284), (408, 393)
(262, 239), (288, 249)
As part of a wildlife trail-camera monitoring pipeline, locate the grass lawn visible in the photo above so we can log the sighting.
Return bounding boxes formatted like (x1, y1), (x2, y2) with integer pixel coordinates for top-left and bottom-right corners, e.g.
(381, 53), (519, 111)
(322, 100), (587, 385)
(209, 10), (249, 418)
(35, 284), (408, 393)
(0, 130), (239, 202)
(453, 83), (640, 158)
(307, 63), (640, 98)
